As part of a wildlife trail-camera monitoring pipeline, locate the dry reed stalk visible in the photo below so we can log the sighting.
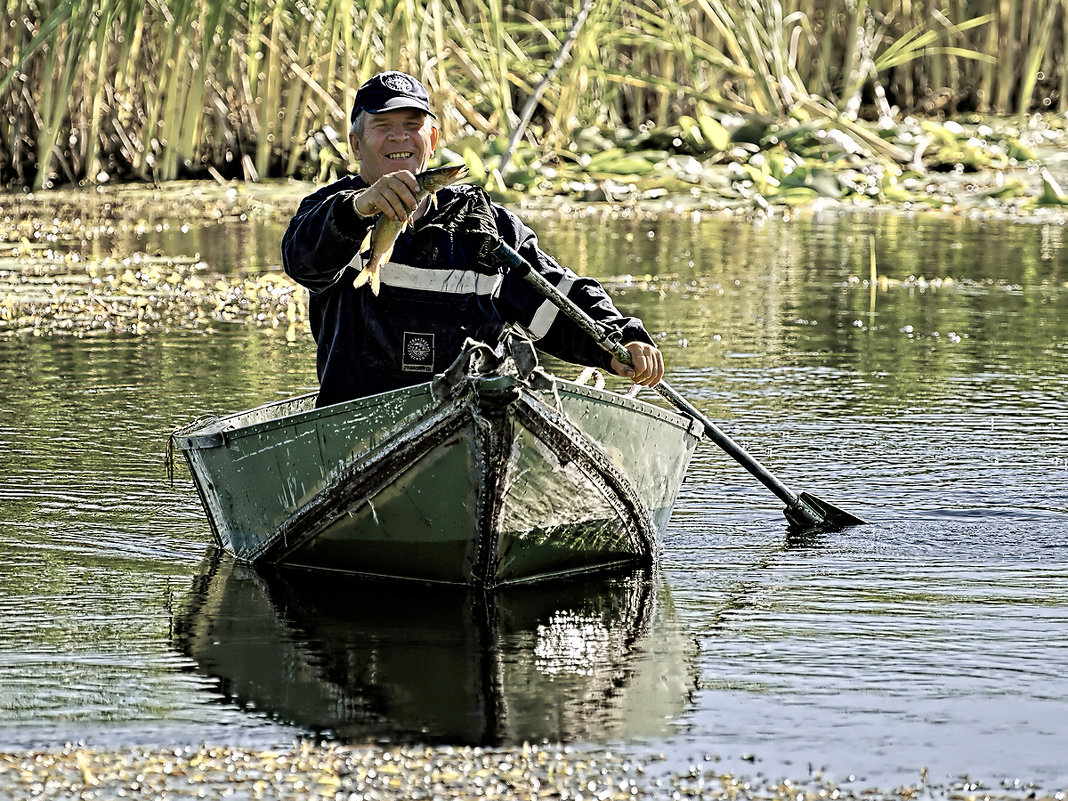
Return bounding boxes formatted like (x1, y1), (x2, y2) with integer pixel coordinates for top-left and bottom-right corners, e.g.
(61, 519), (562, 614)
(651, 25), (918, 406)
(0, 0), (1056, 189)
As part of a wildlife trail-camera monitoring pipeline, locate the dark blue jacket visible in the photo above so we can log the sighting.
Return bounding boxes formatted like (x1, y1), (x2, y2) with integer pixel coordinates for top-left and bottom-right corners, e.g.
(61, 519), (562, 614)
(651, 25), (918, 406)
(281, 176), (654, 406)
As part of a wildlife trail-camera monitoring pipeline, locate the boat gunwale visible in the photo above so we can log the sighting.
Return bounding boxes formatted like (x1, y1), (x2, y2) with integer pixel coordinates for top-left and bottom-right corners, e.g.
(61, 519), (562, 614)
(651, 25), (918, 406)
(558, 381), (704, 435)
(173, 376), (702, 450)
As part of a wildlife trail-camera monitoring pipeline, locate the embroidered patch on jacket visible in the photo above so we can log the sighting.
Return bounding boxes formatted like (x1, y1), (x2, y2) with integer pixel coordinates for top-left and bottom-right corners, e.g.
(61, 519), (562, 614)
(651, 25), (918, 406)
(402, 332), (435, 372)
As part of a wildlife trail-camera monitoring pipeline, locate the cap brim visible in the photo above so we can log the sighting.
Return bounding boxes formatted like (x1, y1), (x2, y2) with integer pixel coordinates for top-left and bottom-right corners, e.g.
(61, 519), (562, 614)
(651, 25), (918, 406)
(362, 97), (437, 118)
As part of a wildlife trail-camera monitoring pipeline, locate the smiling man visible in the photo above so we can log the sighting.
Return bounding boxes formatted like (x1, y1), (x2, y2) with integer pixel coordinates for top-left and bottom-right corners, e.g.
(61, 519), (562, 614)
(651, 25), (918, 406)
(348, 73), (441, 220)
(282, 71), (664, 406)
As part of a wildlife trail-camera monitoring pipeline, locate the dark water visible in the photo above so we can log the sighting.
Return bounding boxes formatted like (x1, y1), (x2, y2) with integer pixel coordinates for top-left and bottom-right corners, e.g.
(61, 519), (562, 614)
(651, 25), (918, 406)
(2, 197), (1067, 788)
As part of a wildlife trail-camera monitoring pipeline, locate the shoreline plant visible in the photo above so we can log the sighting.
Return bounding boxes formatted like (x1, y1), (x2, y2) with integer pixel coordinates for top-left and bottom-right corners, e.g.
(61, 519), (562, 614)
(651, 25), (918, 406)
(0, 1), (1061, 191)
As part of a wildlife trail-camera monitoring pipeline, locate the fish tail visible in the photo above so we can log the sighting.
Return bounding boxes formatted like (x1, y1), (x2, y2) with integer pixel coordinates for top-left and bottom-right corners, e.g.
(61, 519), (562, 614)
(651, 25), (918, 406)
(351, 265), (380, 295)
(353, 242), (394, 296)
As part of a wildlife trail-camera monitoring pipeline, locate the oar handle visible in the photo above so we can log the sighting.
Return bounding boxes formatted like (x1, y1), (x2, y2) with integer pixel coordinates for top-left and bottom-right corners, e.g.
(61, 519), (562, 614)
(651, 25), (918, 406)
(491, 241), (822, 526)
(494, 242), (630, 359)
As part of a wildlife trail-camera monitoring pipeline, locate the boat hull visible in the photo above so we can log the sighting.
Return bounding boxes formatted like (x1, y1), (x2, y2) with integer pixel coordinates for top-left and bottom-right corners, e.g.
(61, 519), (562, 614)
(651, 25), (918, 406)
(174, 356), (700, 587)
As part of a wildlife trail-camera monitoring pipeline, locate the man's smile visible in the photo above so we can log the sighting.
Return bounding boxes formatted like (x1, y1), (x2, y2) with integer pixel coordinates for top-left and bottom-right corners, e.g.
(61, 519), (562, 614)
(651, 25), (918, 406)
(387, 152), (413, 159)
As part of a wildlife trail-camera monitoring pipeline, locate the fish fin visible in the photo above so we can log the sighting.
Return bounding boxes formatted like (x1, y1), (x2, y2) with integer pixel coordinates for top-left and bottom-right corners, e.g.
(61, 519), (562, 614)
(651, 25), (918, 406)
(370, 269), (381, 296)
(352, 269), (370, 289)
(359, 227), (374, 254)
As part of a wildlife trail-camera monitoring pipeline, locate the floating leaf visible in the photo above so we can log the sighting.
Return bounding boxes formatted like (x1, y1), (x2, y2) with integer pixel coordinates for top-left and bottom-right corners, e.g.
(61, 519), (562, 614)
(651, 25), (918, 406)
(780, 186), (820, 206)
(582, 148), (630, 171)
(1004, 138), (1037, 162)
(879, 172), (913, 202)
(583, 149), (659, 176)
(984, 178), (1026, 199)
(1035, 168), (1068, 205)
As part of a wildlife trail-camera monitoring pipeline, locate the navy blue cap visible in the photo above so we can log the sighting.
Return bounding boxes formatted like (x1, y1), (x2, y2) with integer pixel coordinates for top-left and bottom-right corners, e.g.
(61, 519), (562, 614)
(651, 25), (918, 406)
(350, 71), (436, 123)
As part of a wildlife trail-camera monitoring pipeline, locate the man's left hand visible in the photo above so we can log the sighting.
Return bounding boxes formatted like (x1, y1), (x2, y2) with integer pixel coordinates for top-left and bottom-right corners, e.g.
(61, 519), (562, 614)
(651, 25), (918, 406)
(610, 341), (664, 387)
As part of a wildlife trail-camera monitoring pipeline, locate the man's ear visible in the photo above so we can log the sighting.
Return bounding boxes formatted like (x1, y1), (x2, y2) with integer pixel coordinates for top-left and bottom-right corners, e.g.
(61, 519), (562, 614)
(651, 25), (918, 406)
(429, 125), (440, 152)
(349, 131), (360, 161)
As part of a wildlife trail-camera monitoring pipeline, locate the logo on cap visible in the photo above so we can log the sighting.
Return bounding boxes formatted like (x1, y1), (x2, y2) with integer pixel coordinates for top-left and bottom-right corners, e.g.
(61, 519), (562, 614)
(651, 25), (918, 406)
(383, 73), (414, 94)
(351, 71), (436, 123)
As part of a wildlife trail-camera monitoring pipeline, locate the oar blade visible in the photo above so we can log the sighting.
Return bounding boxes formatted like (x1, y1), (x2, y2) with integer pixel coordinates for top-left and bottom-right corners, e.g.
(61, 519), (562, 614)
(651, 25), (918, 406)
(784, 491), (867, 533)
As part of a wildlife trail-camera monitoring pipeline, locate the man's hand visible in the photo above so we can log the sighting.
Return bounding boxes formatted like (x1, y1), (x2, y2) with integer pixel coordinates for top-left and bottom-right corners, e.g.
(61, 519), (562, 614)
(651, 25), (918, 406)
(610, 341), (664, 387)
(354, 172), (421, 221)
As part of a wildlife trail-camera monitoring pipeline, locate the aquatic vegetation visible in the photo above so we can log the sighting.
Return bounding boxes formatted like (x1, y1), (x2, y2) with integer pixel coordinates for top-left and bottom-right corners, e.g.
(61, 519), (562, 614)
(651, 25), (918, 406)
(460, 112), (1051, 214)
(0, 249), (307, 338)
(0, 741), (1060, 800)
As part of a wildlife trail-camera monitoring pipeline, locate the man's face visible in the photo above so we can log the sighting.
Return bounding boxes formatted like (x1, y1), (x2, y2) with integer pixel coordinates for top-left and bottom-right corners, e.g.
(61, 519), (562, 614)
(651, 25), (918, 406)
(350, 108), (439, 183)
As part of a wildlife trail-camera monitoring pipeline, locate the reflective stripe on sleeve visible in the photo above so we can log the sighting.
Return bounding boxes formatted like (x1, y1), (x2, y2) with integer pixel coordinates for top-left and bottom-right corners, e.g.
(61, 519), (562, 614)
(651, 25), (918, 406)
(522, 272), (576, 340)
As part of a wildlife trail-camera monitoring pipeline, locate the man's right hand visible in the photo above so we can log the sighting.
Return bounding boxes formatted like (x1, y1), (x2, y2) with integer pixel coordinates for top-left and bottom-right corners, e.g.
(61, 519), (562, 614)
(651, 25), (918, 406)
(354, 172), (421, 221)
(611, 340), (664, 387)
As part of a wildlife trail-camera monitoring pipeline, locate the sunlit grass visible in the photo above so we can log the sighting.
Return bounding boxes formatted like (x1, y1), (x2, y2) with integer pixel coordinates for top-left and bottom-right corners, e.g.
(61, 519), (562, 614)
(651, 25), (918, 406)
(0, 0), (1057, 189)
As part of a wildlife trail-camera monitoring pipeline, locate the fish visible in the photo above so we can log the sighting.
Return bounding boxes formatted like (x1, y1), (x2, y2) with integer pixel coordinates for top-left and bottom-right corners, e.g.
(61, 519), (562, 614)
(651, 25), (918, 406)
(353, 164), (469, 295)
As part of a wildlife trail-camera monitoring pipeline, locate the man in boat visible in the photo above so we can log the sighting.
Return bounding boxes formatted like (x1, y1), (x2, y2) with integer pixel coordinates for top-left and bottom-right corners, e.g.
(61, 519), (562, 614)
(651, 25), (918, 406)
(282, 71), (664, 407)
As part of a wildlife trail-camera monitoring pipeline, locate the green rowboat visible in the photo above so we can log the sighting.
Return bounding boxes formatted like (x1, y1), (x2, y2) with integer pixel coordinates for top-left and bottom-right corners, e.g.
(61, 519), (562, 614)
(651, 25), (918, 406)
(172, 337), (701, 587)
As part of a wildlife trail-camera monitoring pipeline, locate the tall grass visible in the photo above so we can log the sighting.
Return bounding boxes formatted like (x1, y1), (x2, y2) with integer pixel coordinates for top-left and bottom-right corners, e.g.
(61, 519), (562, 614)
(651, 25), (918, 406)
(0, 0), (1061, 189)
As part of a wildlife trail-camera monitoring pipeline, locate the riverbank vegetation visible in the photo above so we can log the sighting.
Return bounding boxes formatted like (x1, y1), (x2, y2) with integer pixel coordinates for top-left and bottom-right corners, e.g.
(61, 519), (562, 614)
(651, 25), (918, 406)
(2, 741), (1061, 801)
(2, 0), (1066, 196)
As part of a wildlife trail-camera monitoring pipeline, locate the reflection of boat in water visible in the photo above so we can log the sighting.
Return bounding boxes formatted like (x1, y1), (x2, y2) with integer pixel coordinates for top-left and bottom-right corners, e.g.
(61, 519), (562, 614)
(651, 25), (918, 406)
(173, 553), (698, 745)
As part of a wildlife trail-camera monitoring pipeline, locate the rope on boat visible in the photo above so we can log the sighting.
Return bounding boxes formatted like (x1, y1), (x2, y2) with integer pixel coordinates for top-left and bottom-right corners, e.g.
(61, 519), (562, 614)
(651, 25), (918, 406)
(165, 415), (222, 486)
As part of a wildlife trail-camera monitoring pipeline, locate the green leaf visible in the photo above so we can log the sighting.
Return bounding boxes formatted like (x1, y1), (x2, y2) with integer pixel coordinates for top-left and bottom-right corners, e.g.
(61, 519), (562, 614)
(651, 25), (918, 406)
(698, 115), (730, 151)
(1035, 169), (1068, 206)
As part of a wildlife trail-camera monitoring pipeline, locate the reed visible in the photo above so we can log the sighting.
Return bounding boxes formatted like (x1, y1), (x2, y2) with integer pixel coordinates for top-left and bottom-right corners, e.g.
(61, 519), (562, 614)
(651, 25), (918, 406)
(1, 0), (1063, 189)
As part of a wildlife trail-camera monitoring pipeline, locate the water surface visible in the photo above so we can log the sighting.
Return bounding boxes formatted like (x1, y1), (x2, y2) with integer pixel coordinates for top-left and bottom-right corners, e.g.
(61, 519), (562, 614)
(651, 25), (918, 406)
(2, 195), (1066, 789)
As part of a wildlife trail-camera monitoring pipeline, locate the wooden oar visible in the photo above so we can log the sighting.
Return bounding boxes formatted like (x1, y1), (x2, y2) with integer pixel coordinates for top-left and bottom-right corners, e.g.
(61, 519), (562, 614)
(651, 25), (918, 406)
(491, 241), (866, 533)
